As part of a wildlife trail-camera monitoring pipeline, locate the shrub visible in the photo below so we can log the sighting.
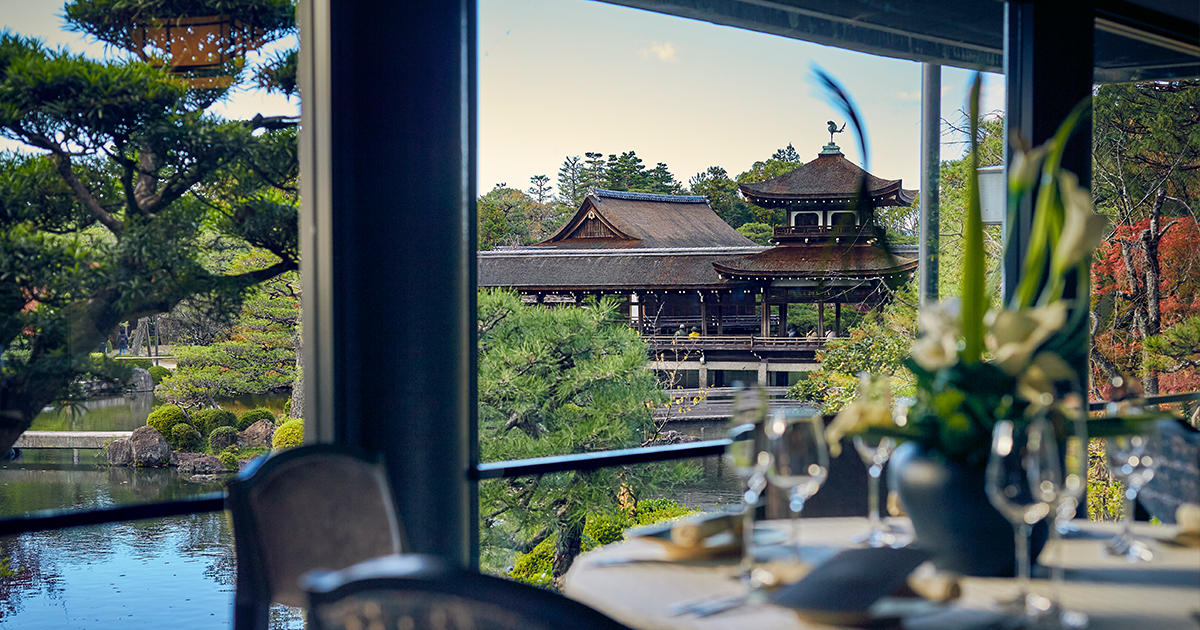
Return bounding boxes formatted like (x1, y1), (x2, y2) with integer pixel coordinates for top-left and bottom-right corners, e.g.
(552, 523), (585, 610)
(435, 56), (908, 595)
(633, 498), (696, 525)
(147, 365), (172, 384)
(238, 408), (275, 431)
(170, 423), (202, 452)
(146, 405), (188, 437)
(508, 501), (697, 586)
(124, 358), (154, 370)
(194, 408), (238, 437)
(218, 447), (240, 472)
(272, 419), (304, 449)
(209, 426), (239, 453)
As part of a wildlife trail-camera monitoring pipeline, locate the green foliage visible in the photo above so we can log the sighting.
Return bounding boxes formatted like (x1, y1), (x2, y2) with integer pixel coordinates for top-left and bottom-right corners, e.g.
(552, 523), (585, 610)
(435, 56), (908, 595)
(158, 263), (299, 407)
(238, 407), (275, 430)
(787, 289), (917, 414)
(735, 222), (773, 246)
(0, 15), (300, 453)
(507, 501), (694, 587)
(147, 365), (172, 384)
(936, 114), (1005, 305)
(272, 418), (304, 449)
(631, 498), (697, 525)
(193, 408), (238, 437)
(209, 425), (239, 452)
(478, 289), (674, 580)
(477, 185), (567, 250)
(169, 422), (202, 452)
(217, 446), (240, 472)
(689, 166), (754, 228)
(146, 404), (188, 437)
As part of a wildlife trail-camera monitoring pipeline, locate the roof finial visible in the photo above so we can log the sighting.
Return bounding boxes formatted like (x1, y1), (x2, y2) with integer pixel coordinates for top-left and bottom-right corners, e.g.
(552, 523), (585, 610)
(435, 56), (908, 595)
(826, 120), (846, 145)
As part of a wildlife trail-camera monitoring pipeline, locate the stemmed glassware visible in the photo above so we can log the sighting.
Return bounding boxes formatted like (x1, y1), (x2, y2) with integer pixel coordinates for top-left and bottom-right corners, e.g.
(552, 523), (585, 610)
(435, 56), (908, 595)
(986, 419), (1056, 620)
(850, 434), (906, 547)
(765, 407), (829, 563)
(725, 385), (771, 599)
(1104, 432), (1156, 562)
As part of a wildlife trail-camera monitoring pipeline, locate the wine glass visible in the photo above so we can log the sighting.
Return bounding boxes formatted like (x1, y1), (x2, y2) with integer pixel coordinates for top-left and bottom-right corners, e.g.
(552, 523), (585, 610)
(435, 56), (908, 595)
(1104, 432), (1156, 562)
(1027, 396), (1094, 624)
(765, 407), (829, 563)
(726, 385), (771, 597)
(986, 419), (1056, 620)
(850, 434), (908, 547)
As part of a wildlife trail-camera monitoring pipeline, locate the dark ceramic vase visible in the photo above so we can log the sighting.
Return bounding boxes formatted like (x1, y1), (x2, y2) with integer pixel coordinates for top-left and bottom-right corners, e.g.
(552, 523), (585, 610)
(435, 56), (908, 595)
(888, 441), (1047, 577)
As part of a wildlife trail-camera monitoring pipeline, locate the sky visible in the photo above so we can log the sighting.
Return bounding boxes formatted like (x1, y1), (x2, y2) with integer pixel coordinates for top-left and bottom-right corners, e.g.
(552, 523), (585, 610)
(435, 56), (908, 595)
(2, 0), (1006, 197)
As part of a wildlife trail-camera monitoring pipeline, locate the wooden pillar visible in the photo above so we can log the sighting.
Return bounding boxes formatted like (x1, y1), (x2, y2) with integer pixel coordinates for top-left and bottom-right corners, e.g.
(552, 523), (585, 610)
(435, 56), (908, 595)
(779, 302), (788, 337)
(760, 298), (769, 337)
(699, 298), (708, 336)
(716, 301), (723, 336)
(835, 303), (841, 337)
(817, 302), (825, 337)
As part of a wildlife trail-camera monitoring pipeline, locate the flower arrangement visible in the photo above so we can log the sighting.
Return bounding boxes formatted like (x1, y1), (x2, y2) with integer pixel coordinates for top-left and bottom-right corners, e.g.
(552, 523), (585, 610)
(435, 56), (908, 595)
(829, 76), (1145, 465)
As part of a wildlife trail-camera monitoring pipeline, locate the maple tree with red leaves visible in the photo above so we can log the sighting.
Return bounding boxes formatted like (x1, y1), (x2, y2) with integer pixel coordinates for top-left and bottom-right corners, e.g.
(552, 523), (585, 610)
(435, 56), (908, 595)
(1090, 79), (1200, 400)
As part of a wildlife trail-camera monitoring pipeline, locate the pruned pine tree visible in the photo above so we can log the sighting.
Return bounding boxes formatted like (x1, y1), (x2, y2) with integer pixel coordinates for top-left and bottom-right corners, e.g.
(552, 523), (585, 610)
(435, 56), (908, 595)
(477, 290), (666, 583)
(0, 4), (298, 454)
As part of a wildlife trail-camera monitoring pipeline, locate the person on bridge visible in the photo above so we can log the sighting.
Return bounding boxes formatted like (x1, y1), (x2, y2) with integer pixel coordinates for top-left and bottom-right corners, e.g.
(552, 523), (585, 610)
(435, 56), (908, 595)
(116, 331), (128, 355)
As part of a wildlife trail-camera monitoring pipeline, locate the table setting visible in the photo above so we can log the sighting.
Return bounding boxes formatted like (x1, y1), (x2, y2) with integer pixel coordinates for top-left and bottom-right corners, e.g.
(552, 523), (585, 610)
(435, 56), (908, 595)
(563, 89), (1200, 630)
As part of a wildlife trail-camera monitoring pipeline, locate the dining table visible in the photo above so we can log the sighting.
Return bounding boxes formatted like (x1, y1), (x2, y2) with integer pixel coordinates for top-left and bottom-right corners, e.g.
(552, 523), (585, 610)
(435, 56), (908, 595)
(562, 517), (1200, 630)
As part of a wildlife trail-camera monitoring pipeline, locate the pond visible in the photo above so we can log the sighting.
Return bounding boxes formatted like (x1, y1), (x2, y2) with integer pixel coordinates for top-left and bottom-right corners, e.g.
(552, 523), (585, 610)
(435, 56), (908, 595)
(3, 401), (739, 629)
(0, 450), (302, 629)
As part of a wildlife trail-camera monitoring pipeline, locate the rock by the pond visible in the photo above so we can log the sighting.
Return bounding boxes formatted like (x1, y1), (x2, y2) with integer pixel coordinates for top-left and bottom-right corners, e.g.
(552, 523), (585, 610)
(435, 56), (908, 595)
(178, 454), (228, 475)
(129, 367), (154, 393)
(239, 419), (275, 447)
(130, 426), (170, 467)
(189, 474), (226, 484)
(650, 430), (701, 445)
(106, 438), (133, 466)
(170, 451), (205, 468)
(209, 428), (239, 452)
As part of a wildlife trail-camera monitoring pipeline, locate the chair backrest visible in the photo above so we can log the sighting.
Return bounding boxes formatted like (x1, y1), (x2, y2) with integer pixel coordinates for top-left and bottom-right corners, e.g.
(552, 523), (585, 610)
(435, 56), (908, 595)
(302, 554), (635, 630)
(227, 444), (404, 630)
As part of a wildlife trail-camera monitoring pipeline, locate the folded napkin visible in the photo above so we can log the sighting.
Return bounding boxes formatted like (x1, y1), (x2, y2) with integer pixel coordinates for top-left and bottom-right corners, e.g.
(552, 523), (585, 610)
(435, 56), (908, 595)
(1176, 503), (1200, 547)
(626, 512), (744, 560)
(769, 547), (936, 627)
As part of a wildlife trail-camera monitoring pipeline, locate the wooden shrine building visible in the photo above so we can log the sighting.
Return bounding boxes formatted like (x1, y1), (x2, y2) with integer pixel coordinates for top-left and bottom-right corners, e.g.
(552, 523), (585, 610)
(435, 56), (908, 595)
(478, 142), (917, 387)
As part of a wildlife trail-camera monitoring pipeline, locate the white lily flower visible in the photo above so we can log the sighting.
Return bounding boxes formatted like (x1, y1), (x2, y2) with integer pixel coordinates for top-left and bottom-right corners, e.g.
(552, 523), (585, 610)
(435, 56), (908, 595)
(1052, 170), (1109, 272)
(1016, 352), (1077, 409)
(989, 303), (1067, 376)
(911, 301), (960, 371)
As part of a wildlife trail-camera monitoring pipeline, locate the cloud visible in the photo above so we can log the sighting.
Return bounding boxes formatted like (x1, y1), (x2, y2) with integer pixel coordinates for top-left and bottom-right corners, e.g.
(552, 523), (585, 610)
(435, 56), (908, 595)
(639, 41), (677, 63)
(894, 90), (921, 102)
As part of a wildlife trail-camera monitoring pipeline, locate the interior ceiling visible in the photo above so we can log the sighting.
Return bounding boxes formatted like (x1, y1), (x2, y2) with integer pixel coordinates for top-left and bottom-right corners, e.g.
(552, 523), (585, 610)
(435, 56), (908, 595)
(601, 0), (1200, 83)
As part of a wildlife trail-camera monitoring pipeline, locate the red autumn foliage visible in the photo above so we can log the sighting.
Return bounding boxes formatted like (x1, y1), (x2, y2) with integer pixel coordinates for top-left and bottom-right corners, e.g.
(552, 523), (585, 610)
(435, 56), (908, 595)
(1091, 216), (1200, 394)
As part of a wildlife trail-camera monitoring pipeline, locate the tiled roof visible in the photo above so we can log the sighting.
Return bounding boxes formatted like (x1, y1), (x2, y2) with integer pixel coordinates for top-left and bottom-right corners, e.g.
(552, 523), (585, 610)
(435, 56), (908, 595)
(712, 244), (918, 279)
(537, 191), (756, 250)
(738, 150), (916, 206)
(478, 247), (766, 291)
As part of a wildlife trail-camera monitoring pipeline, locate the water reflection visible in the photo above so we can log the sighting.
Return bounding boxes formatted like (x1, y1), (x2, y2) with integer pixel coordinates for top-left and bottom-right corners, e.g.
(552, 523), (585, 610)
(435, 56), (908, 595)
(0, 450), (301, 629)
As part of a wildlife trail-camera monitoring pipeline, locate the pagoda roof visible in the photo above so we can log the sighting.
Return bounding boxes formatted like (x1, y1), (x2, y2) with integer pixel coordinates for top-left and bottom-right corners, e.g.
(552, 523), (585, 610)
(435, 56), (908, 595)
(478, 246), (766, 292)
(738, 147), (916, 207)
(712, 243), (918, 281)
(536, 189), (756, 250)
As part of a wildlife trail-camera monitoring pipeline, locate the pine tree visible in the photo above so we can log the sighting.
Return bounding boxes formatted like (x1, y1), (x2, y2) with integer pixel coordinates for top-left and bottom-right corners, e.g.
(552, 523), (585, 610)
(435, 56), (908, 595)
(556, 156), (585, 207)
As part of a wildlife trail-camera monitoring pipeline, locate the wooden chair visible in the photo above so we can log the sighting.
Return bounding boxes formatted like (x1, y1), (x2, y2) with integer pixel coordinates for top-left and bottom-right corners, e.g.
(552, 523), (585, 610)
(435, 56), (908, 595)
(302, 554), (636, 630)
(226, 444), (405, 630)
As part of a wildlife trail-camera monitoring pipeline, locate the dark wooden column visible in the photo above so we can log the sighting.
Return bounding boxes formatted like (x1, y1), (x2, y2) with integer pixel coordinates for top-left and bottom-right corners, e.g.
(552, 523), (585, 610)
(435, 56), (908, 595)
(699, 297), (708, 335)
(1003, 0), (1094, 304)
(300, 0), (477, 567)
(817, 302), (825, 337)
(835, 303), (842, 337)
(779, 302), (789, 336)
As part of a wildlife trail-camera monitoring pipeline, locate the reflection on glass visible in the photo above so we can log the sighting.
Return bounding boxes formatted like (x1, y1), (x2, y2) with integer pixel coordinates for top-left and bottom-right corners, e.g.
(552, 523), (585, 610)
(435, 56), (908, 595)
(765, 407), (828, 562)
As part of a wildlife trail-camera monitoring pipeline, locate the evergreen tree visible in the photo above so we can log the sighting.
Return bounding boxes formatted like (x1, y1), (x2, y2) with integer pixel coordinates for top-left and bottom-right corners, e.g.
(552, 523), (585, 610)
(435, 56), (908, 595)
(582, 151), (607, 193)
(477, 290), (666, 583)
(556, 156), (585, 207)
(735, 143), (806, 225)
(0, 5), (298, 453)
(527, 174), (553, 204)
(689, 166), (754, 228)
